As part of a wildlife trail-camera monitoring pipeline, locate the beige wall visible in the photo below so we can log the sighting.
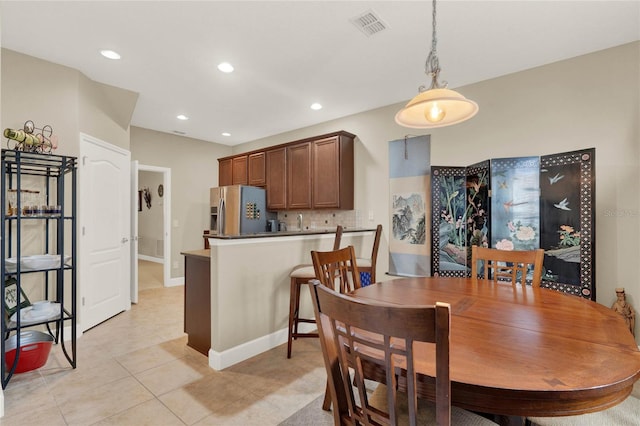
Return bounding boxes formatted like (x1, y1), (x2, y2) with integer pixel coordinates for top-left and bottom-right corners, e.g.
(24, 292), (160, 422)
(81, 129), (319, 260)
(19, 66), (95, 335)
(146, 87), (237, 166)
(1, 49), (80, 157)
(130, 126), (232, 278)
(235, 42), (640, 338)
(1, 49), (136, 156)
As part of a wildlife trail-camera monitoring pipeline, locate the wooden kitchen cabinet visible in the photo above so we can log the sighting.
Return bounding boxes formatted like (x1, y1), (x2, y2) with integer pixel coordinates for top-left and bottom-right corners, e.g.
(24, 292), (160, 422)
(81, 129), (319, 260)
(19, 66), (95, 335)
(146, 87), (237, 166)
(218, 130), (355, 210)
(248, 152), (266, 187)
(232, 155), (248, 185)
(287, 142), (313, 210)
(266, 147), (287, 210)
(182, 250), (211, 356)
(312, 134), (354, 209)
(218, 158), (232, 186)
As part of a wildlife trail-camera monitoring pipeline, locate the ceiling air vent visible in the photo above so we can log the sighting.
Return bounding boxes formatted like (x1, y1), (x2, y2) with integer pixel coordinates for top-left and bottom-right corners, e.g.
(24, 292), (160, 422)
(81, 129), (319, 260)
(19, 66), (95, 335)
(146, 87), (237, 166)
(350, 9), (388, 37)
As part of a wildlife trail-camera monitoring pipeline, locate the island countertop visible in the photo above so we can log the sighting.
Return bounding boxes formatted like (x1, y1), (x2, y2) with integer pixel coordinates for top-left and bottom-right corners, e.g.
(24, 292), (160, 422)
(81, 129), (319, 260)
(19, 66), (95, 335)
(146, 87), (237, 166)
(204, 227), (375, 240)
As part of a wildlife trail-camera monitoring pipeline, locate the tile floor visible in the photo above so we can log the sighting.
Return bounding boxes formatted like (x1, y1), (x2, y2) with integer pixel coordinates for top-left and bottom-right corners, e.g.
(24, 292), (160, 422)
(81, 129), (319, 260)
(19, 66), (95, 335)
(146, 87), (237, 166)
(137, 260), (164, 291)
(1, 266), (326, 425)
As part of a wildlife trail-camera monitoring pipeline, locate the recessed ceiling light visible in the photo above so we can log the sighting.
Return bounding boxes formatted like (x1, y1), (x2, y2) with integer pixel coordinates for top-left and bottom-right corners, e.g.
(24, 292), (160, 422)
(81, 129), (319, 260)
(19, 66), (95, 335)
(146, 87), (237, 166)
(217, 62), (234, 73)
(100, 49), (121, 60)
(176, 114), (189, 120)
(221, 132), (231, 137)
(310, 103), (323, 110)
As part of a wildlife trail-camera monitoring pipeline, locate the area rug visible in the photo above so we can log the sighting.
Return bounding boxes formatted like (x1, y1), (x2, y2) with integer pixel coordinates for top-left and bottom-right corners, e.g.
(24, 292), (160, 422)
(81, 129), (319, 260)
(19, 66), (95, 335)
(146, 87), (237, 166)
(278, 394), (332, 426)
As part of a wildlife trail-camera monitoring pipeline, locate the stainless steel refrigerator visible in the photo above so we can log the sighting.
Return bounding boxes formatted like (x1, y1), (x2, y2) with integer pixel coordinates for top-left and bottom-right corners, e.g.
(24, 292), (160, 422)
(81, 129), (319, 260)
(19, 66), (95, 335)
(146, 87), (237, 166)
(210, 185), (269, 235)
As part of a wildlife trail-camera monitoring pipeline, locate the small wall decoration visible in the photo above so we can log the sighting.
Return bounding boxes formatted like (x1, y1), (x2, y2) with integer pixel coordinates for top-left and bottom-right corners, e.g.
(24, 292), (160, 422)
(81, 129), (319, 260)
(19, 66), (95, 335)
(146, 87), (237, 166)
(4, 277), (31, 317)
(142, 187), (151, 209)
(143, 187), (152, 209)
(158, 184), (164, 197)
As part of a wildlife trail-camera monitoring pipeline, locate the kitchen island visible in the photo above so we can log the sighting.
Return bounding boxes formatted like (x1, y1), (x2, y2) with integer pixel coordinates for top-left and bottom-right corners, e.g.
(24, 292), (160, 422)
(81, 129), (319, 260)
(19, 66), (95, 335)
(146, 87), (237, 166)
(194, 228), (377, 370)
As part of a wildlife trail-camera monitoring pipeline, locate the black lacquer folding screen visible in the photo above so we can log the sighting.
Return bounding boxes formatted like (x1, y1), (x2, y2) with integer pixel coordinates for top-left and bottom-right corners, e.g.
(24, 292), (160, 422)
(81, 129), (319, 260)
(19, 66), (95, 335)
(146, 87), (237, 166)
(431, 148), (595, 299)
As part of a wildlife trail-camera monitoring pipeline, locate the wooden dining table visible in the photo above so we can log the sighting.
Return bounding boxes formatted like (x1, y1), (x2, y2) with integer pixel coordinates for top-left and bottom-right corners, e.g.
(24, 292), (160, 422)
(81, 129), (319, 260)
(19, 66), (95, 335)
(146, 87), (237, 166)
(352, 276), (640, 418)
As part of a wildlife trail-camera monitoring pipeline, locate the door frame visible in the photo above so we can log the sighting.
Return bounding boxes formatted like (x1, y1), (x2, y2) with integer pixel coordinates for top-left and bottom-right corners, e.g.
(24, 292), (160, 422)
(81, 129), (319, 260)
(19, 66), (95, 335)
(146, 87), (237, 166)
(135, 164), (171, 291)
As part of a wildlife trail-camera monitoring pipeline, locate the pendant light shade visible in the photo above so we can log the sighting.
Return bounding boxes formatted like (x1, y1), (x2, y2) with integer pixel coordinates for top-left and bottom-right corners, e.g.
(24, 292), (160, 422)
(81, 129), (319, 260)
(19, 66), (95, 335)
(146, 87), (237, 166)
(395, 88), (478, 129)
(395, 0), (478, 129)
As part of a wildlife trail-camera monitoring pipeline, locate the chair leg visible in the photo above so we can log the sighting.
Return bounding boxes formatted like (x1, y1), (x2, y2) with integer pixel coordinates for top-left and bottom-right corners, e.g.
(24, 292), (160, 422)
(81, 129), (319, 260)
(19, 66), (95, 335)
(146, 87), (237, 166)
(287, 277), (299, 359)
(322, 380), (332, 411)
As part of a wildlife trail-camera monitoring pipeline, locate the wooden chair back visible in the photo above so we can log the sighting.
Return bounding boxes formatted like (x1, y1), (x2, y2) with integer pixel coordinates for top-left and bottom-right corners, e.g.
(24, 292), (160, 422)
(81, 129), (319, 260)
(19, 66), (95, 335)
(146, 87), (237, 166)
(311, 245), (362, 294)
(332, 225), (344, 251)
(358, 224), (383, 283)
(471, 246), (544, 287)
(309, 282), (452, 426)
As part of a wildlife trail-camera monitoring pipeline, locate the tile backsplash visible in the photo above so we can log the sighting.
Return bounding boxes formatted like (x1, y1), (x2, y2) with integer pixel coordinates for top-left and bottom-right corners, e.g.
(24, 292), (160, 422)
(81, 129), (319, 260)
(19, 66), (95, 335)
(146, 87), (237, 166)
(277, 210), (361, 231)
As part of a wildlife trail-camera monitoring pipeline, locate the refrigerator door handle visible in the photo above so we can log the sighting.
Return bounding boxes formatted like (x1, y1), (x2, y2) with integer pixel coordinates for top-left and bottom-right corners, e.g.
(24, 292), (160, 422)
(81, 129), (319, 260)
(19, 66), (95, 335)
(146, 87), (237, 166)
(218, 196), (225, 235)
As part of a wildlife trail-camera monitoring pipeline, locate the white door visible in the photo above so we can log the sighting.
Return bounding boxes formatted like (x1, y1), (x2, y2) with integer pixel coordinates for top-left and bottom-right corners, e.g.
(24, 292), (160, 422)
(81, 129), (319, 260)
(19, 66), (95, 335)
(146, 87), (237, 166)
(79, 134), (131, 331)
(130, 161), (139, 303)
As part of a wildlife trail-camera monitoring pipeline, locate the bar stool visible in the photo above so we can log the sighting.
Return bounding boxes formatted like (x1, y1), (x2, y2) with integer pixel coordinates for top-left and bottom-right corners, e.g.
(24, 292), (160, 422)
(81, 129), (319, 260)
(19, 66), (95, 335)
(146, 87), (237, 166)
(355, 224), (382, 285)
(286, 225), (343, 358)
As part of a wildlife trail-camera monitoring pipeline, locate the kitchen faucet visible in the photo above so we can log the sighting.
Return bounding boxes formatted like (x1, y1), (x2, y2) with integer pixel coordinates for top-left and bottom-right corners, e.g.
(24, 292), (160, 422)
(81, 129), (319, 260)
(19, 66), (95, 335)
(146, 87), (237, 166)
(297, 213), (303, 231)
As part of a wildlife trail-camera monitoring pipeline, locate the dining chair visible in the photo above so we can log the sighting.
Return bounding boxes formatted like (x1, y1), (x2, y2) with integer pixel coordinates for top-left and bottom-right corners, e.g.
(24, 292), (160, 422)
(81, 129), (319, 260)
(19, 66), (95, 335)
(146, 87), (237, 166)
(311, 245), (362, 294)
(471, 245), (544, 287)
(310, 244), (363, 411)
(287, 225), (343, 359)
(356, 224), (382, 285)
(309, 281), (498, 426)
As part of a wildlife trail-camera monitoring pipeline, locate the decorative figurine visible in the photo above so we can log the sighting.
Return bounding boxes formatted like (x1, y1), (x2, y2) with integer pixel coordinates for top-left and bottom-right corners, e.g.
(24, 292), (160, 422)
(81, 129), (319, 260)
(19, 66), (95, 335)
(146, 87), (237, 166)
(611, 288), (635, 336)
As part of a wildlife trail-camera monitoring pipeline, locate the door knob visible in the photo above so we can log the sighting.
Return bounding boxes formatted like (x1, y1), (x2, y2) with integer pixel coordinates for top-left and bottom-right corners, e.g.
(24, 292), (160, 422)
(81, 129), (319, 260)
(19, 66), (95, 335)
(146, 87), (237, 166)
(121, 237), (129, 243)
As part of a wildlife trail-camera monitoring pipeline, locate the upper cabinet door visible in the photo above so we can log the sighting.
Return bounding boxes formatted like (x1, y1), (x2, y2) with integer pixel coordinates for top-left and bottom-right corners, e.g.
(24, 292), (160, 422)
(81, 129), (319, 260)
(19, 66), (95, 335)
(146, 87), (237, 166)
(219, 158), (233, 186)
(287, 142), (312, 210)
(248, 152), (266, 187)
(312, 135), (354, 210)
(312, 136), (341, 209)
(266, 148), (287, 210)
(231, 155), (248, 185)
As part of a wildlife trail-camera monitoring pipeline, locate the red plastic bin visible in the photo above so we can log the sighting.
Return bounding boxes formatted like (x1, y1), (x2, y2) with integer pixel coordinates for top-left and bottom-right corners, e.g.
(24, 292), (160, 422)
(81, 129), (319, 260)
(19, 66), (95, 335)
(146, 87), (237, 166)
(5, 331), (54, 373)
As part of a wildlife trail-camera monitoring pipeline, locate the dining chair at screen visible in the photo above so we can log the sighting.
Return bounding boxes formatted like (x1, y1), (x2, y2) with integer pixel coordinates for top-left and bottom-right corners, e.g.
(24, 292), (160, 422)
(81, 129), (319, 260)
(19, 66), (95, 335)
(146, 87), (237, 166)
(471, 246), (544, 287)
(311, 245), (362, 294)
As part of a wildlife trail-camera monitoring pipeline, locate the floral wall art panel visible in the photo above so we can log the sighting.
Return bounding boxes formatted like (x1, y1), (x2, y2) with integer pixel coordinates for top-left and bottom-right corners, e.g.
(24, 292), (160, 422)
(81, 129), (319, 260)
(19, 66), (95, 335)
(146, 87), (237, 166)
(388, 136), (430, 277)
(490, 156), (541, 251)
(431, 166), (468, 276)
(539, 149), (595, 299)
(466, 161), (491, 251)
(431, 162), (490, 277)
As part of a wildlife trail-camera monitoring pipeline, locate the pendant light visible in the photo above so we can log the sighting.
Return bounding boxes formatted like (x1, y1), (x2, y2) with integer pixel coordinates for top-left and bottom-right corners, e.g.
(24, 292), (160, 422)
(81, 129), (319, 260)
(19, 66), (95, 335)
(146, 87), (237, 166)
(395, 0), (478, 128)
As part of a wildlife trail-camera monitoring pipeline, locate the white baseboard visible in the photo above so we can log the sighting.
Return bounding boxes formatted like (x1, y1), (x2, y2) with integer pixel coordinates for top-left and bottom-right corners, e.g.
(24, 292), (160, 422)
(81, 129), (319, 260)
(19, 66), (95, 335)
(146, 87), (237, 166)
(138, 255), (164, 264)
(208, 323), (317, 370)
(166, 277), (184, 287)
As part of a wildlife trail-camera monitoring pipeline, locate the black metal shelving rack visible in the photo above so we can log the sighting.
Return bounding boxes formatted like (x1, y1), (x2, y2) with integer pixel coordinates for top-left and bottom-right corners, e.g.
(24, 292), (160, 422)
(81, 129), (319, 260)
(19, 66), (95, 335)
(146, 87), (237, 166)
(0, 149), (77, 388)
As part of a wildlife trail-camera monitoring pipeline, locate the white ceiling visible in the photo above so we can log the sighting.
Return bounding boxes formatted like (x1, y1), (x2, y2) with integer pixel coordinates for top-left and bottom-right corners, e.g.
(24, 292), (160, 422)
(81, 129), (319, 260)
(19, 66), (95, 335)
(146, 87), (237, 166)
(2, 1), (639, 146)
